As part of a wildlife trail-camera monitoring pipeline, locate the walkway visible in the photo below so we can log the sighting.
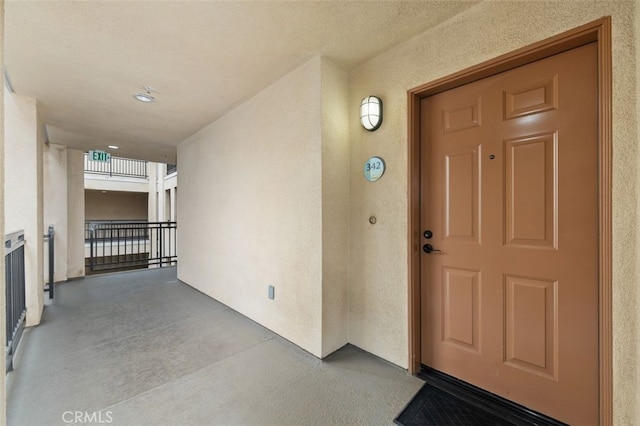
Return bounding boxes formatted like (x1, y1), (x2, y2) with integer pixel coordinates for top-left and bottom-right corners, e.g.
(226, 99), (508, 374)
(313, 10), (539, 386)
(7, 267), (423, 425)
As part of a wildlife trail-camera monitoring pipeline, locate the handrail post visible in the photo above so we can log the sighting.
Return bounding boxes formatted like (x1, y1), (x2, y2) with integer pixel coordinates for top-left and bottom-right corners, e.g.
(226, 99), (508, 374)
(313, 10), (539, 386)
(90, 225), (95, 272)
(49, 226), (54, 299)
(44, 226), (54, 299)
(159, 222), (164, 268)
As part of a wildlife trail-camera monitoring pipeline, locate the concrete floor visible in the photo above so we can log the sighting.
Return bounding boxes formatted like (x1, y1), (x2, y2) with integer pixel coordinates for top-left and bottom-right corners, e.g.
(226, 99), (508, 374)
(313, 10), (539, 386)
(7, 267), (423, 426)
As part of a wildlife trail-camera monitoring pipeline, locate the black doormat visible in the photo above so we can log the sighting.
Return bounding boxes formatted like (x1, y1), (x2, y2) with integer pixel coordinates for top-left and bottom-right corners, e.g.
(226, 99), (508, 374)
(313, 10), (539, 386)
(394, 382), (513, 426)
(395, 367), (566, 426)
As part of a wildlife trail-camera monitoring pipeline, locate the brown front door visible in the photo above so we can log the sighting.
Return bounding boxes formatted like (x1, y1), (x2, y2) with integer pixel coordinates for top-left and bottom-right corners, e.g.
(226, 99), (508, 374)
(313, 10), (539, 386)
(419, 43), (598, 425)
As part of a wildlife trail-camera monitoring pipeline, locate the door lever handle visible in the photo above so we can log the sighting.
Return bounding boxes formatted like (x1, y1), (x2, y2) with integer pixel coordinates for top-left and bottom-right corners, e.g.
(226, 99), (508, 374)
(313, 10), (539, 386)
(422, 244), (441, 254)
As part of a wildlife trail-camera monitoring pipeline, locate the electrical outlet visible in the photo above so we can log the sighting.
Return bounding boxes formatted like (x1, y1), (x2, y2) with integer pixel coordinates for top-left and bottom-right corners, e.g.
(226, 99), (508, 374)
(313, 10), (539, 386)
(268, 285), (275, 300)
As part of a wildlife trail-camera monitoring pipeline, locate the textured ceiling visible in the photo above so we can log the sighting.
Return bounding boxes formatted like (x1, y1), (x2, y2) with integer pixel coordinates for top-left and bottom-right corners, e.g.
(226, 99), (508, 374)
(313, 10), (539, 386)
(5, 1), (479, 163)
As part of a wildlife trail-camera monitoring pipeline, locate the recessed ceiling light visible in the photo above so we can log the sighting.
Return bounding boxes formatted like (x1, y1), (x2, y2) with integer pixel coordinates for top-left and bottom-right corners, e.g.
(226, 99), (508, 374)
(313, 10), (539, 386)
(133, 86), (155, 103)
(108, 145), (119, 149)
(134, 93), (154, 103)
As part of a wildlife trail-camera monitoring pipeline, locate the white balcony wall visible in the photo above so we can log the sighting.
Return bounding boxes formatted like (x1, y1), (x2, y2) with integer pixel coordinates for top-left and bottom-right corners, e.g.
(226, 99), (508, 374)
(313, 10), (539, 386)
(84, 154), (150, 194)
(84, 240), (150, 259)
(4, 87), (44, 326)
(84, 175), (148, 193)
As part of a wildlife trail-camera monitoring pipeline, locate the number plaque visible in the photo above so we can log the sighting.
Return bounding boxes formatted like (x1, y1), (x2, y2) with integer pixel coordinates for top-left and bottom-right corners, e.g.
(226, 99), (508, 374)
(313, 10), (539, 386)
(363, 157), (385, 182)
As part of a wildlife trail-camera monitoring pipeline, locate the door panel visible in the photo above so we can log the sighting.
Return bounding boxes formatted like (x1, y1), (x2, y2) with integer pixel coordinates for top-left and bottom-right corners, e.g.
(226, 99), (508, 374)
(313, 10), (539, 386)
(444, 148), (480, 241)
(420, 43), (598, 425)
(504, 133), (557, 248)
(504, 275), (558, 379)
(442, 267), (480, 352)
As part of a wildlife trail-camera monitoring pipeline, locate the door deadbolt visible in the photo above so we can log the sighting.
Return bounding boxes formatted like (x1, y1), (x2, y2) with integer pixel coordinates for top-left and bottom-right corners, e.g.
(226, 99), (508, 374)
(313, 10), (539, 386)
(423, 230), (433, 239)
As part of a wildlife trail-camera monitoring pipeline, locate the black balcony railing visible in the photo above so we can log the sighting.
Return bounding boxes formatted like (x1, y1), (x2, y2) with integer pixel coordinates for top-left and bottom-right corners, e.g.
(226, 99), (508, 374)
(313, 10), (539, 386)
(84, 153), (148, 178)
(84, 220), (149, 242)
(5, 230), (26, 373)
(86, 221), (177, 273)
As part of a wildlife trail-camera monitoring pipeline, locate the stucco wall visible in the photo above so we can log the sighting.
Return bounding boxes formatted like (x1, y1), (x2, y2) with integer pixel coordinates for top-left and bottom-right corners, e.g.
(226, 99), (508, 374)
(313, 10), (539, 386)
(320, 59), (350, 357)
(152, 162), (178, 223)
(178, 57), (325, 356)
(67, 149), (85, 278)
(147, 163), (157, 222)
(85, 190), (148, 221)
(4, 88), (44, 326)
(348, 0), (638, 422)
(634, 1), (640, 422)
(44, 143), (68, 282)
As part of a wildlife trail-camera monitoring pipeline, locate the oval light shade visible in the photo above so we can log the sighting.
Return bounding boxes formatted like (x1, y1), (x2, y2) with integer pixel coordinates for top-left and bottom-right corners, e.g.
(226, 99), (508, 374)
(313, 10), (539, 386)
(133, 93), (155, 103)
(360, 96), (383, 131)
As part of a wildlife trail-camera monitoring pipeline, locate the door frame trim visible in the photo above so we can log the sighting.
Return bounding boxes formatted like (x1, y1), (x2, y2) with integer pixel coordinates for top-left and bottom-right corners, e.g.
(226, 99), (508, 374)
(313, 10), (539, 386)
(407, 17), (612, 425)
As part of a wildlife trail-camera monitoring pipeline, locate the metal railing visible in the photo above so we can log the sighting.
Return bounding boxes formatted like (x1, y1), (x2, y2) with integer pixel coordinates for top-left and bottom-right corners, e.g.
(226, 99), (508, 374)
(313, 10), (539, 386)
(87, 221), (177, 273)
(44, 226), (54, 299)
(166, 163), (177, 175)
(84, 153), (148, 178)
(6, 231), (26, 373)
(85, 220), (148, 242)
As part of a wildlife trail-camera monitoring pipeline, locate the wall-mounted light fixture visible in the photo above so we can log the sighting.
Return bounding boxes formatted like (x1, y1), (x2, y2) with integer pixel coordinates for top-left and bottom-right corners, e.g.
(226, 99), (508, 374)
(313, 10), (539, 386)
(360, 96), (383, 131)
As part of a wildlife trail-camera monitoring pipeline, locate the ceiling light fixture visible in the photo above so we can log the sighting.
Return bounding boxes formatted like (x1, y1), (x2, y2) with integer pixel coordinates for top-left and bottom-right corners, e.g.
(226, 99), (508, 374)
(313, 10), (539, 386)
(133, 86), (155, 103)
(108, 145), (119, 150)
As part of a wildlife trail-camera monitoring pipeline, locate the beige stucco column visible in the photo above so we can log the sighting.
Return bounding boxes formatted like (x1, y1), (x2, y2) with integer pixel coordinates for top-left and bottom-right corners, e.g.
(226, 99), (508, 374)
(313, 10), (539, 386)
(147, 161), (157, 222)
(66, 149), (85, 279)
(43, 143), (68, 283)
(4, 88), (44, 327)
(169, 187), (176, 221)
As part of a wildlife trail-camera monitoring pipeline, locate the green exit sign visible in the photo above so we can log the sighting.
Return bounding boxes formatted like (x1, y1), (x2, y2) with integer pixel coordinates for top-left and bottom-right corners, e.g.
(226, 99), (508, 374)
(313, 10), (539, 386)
(89, 150), (111, 162)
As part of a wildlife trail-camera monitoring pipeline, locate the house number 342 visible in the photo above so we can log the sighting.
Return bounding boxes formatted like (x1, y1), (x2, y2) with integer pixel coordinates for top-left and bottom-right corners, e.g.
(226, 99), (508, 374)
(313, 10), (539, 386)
(363, 157), (386, 182)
